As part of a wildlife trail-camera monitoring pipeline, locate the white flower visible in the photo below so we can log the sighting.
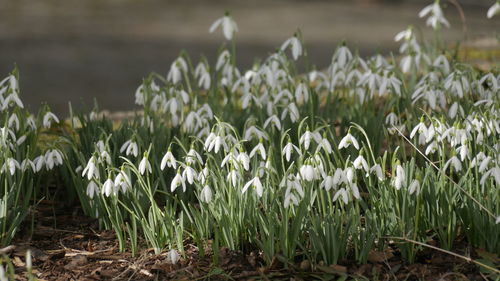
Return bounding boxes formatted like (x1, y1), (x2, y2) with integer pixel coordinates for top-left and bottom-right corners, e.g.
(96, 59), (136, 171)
(353, 155), (369, 174)
(120, 140), (139, 157)
(102, 178), (115, 197)
(321, 175), (335, 191)
(333, 188), (349, 204)
(444, 156), (462, 172)
(419, 1), (450, 29)
(280, 35), (302, 60)
(408, 179), (420, 195)
(167, 57), (188, 84)
(161, 150), (177, 170)
(338, 132), (360, 150)
(82, 156), (97, 180)
(86, 181), (98, 199)
(182, 166), (197, 185)
(394, 27), (413, 42)
(282, 141), (300, 162)
(6, 158), (20, 175)
(114, 170), (131, 193)
(200, 185), (213, 203)
(392, 164), (406, 190)
(300, 130), (320, 150)
(167, 249), (180, 265)
(249, 142), (266, 160)
(236, 151), (250, 171)
(227, 169), (239, 187)
(139, 156), (152, 175)
(317, 138), (333, 154)
(43, 112), (59, 128)
(370, 164), (385, 181)
(487, 2), (500, 18)
(263, 115), (282, 130)
(242, 176), (263, 197)
(171, 171), (186, 192)
(299, 164), (315, 182)
(209, 13), (238, 40)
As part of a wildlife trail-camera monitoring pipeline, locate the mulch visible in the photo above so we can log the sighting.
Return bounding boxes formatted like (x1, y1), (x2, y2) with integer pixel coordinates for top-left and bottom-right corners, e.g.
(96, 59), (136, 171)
(4, 201), (498, 281)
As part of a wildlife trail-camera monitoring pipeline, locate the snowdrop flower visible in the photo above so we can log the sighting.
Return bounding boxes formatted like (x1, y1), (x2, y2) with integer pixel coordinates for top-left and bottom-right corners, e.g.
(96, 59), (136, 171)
(419, 1), (450, 29)
(200, 185), (213, 203)
(242, 176), (263, 197)
(370, 164), (385, 181)
(5, 158), (20, 175)
(338, 132), (360, 150)
(8, 113), (19, 131)
(21, 159), (36, 172)
(171, 171), (186, 192)
(321, 175), (335, 191)
(120, 140), (139, 157)
(82, 156), (98, 180)
(480, 166), (500, 186)
(114, 170), (131, 193)
(227, 169), (239, 187)
(209, 12), (238, 40)
(249, 140), (266, 160)
(408, 179), (421, 195)
(299, 163), (315, 182)
(43, 112), (59, 128)
(186, 148), (203, 165)
(86, 181), (99, 199)
(139, 155), (152, 175)
(167, 57), (188, 84)
(33, 155), (45, 172)
(182, 166), (197, 185)
(332, 44), (353, 68)
(263, 115), (282, 130)
(168, 249), (180, 265)
(353, 154), (369, 174)
(236, 151), (250, 171)
(282, 140), (300, 162)
(280, 35), (302, 60)
(444, 155), (462, 172)
(394, 27), (413, 42)
(392, 164), (406, 190)
(333, 188), (349, 204)
(102, 178), (115, 197)
(161, 149), (177, 170)
(487, 2), (500, 18)
(45, 149), (64, 170)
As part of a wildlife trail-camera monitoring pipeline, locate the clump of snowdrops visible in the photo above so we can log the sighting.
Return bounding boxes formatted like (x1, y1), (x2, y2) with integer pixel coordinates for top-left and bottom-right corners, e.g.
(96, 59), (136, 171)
(3, 0), (500, 272)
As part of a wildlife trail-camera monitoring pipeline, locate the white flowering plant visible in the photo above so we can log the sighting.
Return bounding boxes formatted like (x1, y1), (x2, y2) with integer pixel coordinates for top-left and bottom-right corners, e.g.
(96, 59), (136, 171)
(2, 2), (500, 275)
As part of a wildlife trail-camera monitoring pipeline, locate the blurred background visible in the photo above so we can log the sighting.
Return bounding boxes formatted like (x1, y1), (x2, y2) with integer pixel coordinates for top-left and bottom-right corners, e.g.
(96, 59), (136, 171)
(0, 0), (497, 116)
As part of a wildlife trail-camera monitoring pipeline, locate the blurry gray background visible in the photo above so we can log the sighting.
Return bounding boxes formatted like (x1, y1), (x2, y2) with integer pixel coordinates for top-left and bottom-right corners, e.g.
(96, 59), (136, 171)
(0, 0), (497, 115)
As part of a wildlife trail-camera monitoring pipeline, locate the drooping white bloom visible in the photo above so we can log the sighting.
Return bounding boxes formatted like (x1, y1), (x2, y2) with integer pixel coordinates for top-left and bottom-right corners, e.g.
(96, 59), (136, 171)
(408, 179), (421, 195)
(182, 166), (197, 185)
(242, 176), (263, 197)
(102, 178), (115, 197)
(249, 142), (267, 160)
(338, 132), (360, 150)
(114, 170), (131, 193)
(353, 155), (369, 174)
(5, 158), (20, 175)
(82, 156), (97, 180)
(43, 112), (59, 128)
(444, 155), (462, 172)
(370, 164), (385, 181)
(299, 164), (315, 182)
(161, 150), (177, 170)
(263, 115), (282, 130)
(280, 35), (302, 60)
(392, 164), (406, 190)
(282, 141), (300, 162)
(167, 249), (180, 265)
(167, 57), (188, 84)
(487, 2), (500, 18)
(236, 151), (250, 171)
(45, 149), (64, 170)
(227, 169), (239, 187)
(138, 155), (152, 175)
(317, 138), (333, 154)
(120, 140), (139, 157)
(209, 13), (238, 40)
(321, 175), (335, 191)
(200, 185), (213, 203)
(21, 159), (36, 172)
(394, 27), (413, 42)
(171, 171), (186, 192)
(419, 1), (450, 29)
(333, 188), (349, 204)
(86, 181), (98, 199)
